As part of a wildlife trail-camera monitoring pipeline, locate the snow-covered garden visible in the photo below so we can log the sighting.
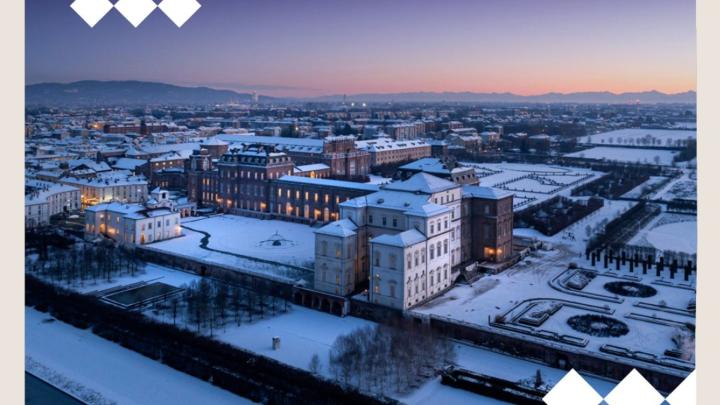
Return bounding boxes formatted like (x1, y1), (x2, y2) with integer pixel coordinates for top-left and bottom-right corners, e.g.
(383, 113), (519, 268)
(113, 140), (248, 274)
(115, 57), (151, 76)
(461, 162), (602, 211)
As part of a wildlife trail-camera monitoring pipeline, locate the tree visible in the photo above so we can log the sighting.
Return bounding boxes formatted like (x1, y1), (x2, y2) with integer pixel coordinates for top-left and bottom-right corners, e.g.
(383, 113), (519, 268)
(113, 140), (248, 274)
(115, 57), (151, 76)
(169, 296), (180, 326)
(309, 353), (321, 375)
(534, 369), (544, 389)
(280, 125), (298, 138)
(213, 280), (229, 330)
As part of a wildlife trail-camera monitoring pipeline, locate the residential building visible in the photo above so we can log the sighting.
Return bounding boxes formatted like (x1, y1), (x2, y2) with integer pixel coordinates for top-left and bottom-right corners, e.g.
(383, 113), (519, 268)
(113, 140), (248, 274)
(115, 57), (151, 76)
(25, 180), (80, 228)
(85, 202), (181, 245)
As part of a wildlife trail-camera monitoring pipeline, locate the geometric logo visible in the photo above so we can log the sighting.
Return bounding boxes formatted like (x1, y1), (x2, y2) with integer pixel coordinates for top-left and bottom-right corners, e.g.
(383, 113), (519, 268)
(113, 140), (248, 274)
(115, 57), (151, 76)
(544, 369), (696, 405)
(70, 0), (201, 28)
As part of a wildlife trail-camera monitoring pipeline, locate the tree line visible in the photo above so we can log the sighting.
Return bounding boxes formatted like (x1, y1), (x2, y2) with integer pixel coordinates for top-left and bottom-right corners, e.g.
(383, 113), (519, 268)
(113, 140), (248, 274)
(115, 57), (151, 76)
(328, 319), (456, 396)
(156, 277), (290, 337)
(26, 242), (144, 288)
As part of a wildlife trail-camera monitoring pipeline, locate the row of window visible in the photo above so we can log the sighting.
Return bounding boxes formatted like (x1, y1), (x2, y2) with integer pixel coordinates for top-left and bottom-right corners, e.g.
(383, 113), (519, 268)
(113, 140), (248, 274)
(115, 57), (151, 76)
(374, 238), (449, 270)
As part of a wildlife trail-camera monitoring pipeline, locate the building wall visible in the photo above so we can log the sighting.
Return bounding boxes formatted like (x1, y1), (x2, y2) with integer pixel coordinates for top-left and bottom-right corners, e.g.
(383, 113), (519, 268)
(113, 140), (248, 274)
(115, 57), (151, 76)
(85, 208), (181, 245)
(25, 202), (49, 228)
(464, 195), (514, 262)
(314, 233), (357, 295)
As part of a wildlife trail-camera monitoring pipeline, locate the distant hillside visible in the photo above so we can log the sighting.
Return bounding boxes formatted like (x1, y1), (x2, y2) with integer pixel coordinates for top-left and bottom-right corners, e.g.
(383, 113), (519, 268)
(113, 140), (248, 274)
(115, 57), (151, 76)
(25, 81), (270, 106)
(25, 81), (696, 106)
(310, 90), (696, 104)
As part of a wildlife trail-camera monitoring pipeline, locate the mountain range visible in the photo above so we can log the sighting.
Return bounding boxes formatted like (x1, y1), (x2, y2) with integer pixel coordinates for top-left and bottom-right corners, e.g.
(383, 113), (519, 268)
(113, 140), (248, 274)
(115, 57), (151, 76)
(25, 80), (696, 106)
(25, 81), (267, 106)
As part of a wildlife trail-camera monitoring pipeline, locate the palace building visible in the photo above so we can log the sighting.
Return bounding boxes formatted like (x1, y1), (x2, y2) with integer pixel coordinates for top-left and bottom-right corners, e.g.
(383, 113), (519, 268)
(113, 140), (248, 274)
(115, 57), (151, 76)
(187, 144), (378, 223)
(313, 172), (513, 310)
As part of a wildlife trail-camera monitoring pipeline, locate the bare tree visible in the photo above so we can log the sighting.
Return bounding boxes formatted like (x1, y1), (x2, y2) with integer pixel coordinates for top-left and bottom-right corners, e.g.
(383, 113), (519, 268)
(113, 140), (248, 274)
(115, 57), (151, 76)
(308, 353), (321, 375)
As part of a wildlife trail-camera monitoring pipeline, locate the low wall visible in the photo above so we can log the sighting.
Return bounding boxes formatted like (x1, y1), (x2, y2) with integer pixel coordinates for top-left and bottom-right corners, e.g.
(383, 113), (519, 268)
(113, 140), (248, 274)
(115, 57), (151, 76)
(135, 247), (296, 300)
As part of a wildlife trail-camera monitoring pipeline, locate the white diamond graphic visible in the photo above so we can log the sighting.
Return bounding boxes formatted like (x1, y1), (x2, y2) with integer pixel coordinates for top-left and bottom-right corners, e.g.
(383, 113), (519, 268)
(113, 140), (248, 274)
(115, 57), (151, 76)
(604, 369), (665, 405)
(665, 371), (695, 405)
(70, 0), (114, 27)
(114, 0), (158, 28)
(543, 369), (603, 405)
(158, 0), (201, 27)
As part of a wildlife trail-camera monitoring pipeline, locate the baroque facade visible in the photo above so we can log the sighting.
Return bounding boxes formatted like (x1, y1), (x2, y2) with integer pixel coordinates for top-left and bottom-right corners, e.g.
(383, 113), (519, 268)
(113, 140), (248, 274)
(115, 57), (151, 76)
(314, 172), (513, 310)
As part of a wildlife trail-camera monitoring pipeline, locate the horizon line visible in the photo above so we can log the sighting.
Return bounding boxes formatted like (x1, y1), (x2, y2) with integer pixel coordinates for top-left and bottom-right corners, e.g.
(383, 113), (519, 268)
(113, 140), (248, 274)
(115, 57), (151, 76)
(25, 79), (697, 99)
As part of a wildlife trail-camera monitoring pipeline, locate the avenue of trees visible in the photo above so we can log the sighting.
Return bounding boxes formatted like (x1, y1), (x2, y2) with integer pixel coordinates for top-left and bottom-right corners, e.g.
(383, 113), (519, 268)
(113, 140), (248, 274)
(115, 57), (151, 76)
(155, 278), (290, 336)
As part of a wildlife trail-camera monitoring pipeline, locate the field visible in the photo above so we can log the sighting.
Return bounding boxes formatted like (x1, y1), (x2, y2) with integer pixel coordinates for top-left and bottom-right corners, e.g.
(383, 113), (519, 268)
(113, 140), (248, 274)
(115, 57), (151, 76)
(579, 128), (696, 147)
(628, 213), (697, 255)
(564, 147), (678, 165)
(462, 162), (603, 211)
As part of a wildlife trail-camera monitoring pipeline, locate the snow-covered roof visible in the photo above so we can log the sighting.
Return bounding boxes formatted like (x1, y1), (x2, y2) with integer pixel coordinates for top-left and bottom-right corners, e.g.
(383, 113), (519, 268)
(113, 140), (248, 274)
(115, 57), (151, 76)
(399, 158), (471, 176)
(68, 159), (111, 172)
(62, 174), (148, 187)
(86, 202), (144, 214)
(201, 137), (229, 146)
(25, 180), (79, 205)
(404, 203), (450, 218)
(462, 185), (513, 200)
(371, 229), (426, 248)
(343, 189), (431, 212)
(315, 218), (358, 237)
(277, 176), (380, 192)
(355, 137), (429, 152)
(113, 158), (147, 171)
(294, 163), (330, 172)
(383, 172), (458, 194)
(150, 150), (192, 162)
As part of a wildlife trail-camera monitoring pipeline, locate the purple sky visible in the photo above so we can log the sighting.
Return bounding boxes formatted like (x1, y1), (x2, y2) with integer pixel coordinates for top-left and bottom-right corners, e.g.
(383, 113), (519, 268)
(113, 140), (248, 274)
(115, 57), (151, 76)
(26, 0), (696, 97)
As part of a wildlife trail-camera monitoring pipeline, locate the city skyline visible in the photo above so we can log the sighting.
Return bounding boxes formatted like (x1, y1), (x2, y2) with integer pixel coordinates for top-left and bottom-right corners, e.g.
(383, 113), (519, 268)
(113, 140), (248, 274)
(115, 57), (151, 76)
(27, 0), (696, 97)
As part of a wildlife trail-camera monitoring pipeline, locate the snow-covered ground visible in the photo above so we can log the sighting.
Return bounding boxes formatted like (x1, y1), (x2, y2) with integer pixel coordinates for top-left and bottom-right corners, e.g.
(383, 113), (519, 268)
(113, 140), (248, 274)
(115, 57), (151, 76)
(26, 308), (254, 405)
(564, 147), (678, 166)
(628, 213), (697, 254)
(28, 259), (634, 404)
(621, 176), (669, 199)
(413, 244), (695, 364)
(149, 215), (317, 282)
(580, 128), (696, 147)
(37, 263), (201, 296)
(650, 170), (697, 201)
(515, 199), (637, 253)
(181, 305), (374, 375)
(462, 162), (603, 211)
